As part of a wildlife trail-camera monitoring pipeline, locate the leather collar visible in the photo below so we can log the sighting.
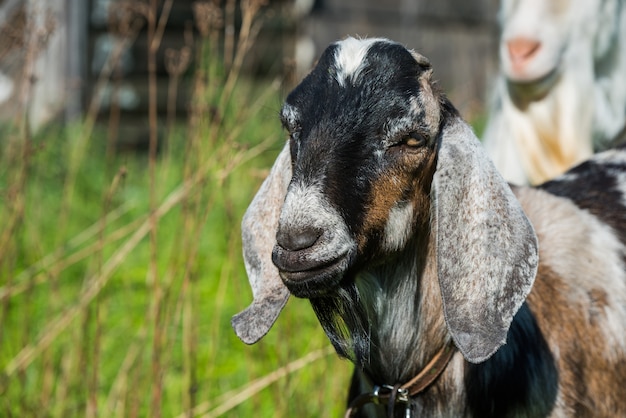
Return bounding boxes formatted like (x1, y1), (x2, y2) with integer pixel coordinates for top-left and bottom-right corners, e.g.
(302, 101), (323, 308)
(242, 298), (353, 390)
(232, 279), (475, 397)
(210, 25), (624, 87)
(345, 340), (457, 417)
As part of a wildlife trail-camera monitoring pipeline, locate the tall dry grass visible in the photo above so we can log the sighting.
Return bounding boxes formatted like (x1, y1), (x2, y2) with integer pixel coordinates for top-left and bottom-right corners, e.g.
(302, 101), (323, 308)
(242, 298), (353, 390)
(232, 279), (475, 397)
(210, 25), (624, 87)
(0, 1), (351, 416)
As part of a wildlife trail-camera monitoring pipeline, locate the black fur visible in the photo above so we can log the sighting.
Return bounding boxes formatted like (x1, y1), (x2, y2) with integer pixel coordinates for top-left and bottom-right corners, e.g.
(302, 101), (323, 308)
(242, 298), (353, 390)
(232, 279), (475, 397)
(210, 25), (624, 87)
(464, 303), (559, 417)
(540, 144), (626, 246)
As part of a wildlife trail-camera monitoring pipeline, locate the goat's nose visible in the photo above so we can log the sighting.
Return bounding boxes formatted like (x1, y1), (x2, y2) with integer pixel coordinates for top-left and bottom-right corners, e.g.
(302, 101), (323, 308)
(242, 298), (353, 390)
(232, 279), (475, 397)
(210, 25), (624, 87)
(276, 226), (322, 251)
(507, 38), (541, 68)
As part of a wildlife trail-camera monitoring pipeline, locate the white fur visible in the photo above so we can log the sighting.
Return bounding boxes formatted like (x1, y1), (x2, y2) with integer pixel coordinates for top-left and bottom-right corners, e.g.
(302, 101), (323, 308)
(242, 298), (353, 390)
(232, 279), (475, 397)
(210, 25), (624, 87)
(334, 37), (388, 87)
(382, 202), (414, 252)
(483, 0), (626, 185)
(278, 182), (353, 263)
(280, 103), (300, 129)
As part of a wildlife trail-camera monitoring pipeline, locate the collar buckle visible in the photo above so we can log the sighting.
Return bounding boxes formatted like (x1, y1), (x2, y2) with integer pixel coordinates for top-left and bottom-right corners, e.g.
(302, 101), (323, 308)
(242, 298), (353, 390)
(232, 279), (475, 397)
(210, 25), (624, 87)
(372, 384), (410, 403)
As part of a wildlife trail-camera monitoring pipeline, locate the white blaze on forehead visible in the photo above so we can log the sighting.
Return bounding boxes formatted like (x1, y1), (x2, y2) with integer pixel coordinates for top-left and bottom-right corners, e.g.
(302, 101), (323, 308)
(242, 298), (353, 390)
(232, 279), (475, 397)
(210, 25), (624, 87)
(334, 37), (391, 87)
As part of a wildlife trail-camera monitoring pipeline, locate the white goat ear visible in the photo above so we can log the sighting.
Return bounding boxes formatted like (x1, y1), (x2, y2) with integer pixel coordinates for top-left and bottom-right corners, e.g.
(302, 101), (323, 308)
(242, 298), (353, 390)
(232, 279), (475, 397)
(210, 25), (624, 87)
(231, 143), (291, 344)
(432, 117), (539, 363)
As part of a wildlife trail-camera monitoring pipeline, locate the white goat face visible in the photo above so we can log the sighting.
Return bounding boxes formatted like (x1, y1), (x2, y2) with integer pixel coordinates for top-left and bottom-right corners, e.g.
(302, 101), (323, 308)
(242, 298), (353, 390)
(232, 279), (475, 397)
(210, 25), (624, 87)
(499, 0), (618, 96)
(272, 38), (442, 298)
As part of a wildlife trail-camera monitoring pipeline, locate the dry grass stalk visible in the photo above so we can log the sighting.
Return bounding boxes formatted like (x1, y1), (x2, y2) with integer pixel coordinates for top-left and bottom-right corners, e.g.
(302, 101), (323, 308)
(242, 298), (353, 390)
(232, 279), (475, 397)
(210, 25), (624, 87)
(164, 43), (192, 151)
(174, 346), (335, 418)
(192, 1), (223, 38)
(223, 0), (236, 70)
(105, 324), (149, 418)
(0, 204), (138, 302)
(219, 0), (268, 112)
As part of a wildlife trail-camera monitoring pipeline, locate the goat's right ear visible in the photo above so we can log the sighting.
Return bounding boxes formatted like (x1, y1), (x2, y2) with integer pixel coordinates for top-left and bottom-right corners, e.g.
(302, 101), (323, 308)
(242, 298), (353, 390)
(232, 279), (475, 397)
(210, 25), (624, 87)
(231, 143), (291, 344)
(432, 116), (539, 363)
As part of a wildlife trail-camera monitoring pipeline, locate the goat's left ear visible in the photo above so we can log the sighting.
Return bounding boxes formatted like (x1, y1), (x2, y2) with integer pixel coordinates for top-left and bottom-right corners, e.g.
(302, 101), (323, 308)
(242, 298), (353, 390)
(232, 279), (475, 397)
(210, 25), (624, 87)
(432, 116), (539, 363)
(231, 143), (291, 344)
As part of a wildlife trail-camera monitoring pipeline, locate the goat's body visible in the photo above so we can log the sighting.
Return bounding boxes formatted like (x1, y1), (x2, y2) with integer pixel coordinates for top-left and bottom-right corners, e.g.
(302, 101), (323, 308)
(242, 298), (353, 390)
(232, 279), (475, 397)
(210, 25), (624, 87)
(347, 147), (626, 417)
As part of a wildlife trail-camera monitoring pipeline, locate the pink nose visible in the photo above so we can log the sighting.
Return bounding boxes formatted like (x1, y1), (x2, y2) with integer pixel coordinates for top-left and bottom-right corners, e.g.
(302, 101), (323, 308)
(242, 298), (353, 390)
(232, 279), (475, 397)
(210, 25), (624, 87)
(506, 38), (541, 69)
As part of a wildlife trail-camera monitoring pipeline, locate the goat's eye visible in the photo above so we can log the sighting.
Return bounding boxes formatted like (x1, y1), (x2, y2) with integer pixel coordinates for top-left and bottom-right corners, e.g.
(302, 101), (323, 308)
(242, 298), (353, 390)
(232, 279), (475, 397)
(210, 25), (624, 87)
(402, 132), (426, 148)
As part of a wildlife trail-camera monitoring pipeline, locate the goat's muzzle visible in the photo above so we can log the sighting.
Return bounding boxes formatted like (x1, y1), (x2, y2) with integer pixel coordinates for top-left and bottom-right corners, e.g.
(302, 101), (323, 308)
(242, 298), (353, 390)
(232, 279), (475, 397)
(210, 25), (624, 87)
(271, 226), (355, 298)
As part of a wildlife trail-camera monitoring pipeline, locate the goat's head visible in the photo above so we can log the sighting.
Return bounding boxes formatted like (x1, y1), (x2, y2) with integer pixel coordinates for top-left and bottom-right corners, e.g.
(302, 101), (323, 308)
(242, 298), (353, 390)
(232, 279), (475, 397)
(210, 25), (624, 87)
(499, 0), (621, 103)
(232, 38), (539, 364)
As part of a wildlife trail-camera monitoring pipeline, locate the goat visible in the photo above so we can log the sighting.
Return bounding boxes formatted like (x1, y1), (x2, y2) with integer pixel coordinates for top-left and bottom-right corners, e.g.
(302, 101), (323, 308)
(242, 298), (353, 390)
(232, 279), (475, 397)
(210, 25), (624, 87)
(232, 37), (626, 417)
(482, 0), (626, 185)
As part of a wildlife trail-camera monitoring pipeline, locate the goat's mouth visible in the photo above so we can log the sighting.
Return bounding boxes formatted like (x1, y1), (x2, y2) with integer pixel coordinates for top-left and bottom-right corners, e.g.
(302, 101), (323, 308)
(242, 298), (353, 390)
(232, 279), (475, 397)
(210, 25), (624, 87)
(272, 246), (354, 298)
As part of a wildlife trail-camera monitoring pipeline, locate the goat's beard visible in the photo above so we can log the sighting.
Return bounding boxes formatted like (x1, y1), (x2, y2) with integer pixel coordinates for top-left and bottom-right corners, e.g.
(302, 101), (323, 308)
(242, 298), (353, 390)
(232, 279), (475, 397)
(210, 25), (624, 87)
(309, 282), (373, 366)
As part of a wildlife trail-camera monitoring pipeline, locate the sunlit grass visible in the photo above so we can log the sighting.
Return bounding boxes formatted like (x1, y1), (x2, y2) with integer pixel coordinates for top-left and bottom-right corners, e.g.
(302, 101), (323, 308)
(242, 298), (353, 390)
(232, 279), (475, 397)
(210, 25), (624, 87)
(0, 1), (352, 416)
(0, 80), (352, 418)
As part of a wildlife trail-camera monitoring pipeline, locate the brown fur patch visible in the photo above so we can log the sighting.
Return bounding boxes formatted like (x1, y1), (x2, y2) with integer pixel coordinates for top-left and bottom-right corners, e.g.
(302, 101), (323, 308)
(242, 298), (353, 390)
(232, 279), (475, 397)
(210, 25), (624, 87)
(528, 264), (626, 415)
(359, 148), (437, 251)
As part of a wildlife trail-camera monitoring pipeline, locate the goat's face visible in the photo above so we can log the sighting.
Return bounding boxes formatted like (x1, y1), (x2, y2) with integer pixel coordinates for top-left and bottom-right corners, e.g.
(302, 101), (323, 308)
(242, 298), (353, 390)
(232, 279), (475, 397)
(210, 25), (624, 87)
(499, 0), (618, 101)
(272, 38), (441, 298)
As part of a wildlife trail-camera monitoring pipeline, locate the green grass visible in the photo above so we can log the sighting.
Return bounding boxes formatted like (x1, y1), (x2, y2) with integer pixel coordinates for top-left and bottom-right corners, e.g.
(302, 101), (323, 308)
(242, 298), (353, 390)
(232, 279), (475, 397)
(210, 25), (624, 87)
(0, 4), (353, 415)
(0, 81), (352, 417)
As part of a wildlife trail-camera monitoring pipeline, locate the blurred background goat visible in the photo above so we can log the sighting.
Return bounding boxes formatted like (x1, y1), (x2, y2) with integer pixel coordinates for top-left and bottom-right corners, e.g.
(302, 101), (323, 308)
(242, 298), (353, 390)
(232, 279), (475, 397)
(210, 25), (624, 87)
(482, 0), (626, 185)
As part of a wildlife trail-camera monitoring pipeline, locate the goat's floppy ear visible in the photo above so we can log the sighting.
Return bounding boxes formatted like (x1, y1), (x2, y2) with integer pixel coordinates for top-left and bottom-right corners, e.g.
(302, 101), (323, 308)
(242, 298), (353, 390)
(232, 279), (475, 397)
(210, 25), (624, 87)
(232, 144), (291, 344)
(432, 117), (539, 363)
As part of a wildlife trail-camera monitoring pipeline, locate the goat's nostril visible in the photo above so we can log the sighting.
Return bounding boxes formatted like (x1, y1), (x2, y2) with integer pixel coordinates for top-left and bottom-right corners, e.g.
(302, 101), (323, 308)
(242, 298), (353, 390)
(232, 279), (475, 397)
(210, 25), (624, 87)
(276, 226), (322, 251)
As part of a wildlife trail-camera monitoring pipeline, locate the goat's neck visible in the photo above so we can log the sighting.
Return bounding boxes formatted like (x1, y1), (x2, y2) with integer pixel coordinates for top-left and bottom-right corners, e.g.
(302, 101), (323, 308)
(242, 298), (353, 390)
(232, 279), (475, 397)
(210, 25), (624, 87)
(352, 231), (448, 385)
